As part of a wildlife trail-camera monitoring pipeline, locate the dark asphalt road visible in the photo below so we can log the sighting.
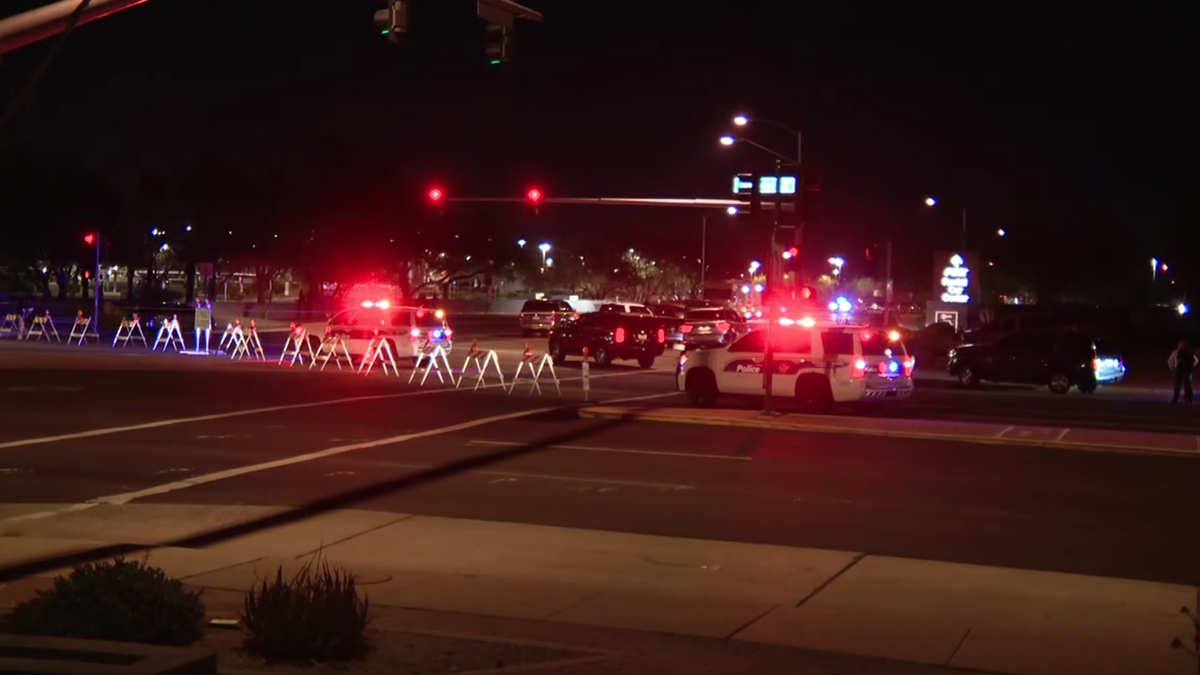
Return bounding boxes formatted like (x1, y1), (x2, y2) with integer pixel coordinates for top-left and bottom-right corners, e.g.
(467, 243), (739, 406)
(2, 339), (1200, 587)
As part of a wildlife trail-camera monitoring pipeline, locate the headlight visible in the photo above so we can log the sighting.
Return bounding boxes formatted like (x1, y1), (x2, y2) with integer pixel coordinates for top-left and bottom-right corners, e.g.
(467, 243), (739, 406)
(947, 348), (957, 359)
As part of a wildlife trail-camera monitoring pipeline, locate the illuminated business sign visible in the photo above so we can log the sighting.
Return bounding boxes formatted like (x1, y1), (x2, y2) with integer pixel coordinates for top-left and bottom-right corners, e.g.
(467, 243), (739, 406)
(731, 174), (797, 196)
(939, 253), (971, 304)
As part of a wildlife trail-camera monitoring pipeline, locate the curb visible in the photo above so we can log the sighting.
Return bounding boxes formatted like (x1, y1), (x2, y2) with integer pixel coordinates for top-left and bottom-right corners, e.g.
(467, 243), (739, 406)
(578, 408), (1200, 460)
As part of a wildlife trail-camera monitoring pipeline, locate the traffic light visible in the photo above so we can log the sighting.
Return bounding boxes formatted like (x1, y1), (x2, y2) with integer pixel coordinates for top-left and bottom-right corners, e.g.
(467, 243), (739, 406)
(373, 1), (408, 42)
(526, 187), (542, 216)
(746, 173), (761, 215)
(427, 186), (445, 215)
(799, 286), (816, 301)
(782, 246), (799, 260)
(83, 233), (95, 245)
(484, 24), (512, 65)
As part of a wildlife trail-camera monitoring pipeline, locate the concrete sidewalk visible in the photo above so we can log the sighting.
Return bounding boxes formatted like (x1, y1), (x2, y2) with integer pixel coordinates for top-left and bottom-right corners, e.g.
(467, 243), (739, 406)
(0, 503), (1196, 675)
(579, 406), (1200, 458)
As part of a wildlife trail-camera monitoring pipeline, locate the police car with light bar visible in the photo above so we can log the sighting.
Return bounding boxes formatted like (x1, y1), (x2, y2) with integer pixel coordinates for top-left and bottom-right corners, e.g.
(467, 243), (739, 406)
(326, 300), (453, 363)
(676, 318), (914, 413)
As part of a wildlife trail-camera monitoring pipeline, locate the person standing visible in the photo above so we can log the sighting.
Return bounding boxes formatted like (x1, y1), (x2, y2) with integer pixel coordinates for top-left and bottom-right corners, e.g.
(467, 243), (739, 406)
(1168, 338), (1196, 404)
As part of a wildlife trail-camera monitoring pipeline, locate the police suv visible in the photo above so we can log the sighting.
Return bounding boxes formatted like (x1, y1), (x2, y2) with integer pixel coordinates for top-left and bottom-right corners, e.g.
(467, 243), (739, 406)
(677, 319), (915, 413)
(326, 300), (452, 363)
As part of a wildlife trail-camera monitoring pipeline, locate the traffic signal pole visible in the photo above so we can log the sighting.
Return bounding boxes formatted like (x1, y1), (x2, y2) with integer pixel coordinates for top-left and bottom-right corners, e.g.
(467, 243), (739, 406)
(93, 232), (101, 334)
(762, 159), (783, 416)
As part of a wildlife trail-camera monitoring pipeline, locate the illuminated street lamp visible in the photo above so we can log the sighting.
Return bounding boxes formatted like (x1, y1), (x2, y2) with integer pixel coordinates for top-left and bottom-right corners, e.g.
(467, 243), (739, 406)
(725, 205), (738, 215)
(539, 242), (551, 273)
(924, 196), (967, 250)
(749, 260), (761, 274)
(719, 135), (735, 146)
(997, 228), (1006, 237)
(517, 238), (526, 248)
(733, 115), (748, 126)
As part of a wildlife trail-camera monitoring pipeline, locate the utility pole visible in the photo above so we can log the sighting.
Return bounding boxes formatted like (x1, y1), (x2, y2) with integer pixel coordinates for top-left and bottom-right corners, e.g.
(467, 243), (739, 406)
(700, 216), (708, 293)
(883, 240), (893, 326)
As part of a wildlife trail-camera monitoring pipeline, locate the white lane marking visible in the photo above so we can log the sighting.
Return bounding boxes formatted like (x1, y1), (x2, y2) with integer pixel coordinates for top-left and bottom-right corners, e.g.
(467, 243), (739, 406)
(0, 368), (671, 452)
(469, 440), (751, 461)
(1054, 428), (1071, 442)
(995, 426), (1014, 438)
(153, 468), (193, 475)
(0, 389), (450, 451)
(0, 391), (676, 523)
(471, 468), (693, 491)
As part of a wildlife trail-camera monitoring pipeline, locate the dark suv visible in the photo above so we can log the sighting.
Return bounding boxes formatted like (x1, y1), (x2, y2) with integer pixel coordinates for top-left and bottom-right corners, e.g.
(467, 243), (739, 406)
(518, 299), (577, 336)
(548, 312), (668, 368)
(948, 330), (1125, 394)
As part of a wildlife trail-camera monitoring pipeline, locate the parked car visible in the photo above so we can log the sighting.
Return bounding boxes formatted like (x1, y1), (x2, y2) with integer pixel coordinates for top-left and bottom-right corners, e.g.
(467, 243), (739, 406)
(680, 307), (748, 349)
(650, 303), (690, 347)
(548, 312), (668, 368)
(518, 299), (577, 336)
(948, 330), (1125, 394)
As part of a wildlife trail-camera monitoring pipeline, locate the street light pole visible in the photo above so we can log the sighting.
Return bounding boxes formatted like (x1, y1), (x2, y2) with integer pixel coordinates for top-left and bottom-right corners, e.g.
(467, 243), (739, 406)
(961, 208), (967, 251)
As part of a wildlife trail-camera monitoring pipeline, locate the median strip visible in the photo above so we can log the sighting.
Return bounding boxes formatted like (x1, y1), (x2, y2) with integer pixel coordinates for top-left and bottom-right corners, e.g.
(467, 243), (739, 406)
(578, 406), (1200, 458)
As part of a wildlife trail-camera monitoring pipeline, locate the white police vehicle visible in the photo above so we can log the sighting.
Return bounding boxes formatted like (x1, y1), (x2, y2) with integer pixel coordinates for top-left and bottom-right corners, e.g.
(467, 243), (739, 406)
(676, 319), (914, 413)
(326, 300), (452, 363)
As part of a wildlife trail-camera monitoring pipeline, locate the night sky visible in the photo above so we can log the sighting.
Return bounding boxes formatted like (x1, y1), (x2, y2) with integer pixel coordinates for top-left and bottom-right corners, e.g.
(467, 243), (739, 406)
(0, 1), (1187, 302)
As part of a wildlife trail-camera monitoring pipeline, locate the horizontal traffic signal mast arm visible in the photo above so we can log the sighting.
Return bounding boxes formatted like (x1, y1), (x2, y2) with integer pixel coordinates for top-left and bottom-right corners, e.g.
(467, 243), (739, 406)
(448, 196), (792, 210)
(0, 0), (153, 54)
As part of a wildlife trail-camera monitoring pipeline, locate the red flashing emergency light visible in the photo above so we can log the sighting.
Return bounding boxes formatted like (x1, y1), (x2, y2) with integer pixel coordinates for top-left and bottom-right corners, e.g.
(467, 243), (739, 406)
(526, 188), (542, 204)
(428, 187), (445, 203)
(83, 233), (95, 245)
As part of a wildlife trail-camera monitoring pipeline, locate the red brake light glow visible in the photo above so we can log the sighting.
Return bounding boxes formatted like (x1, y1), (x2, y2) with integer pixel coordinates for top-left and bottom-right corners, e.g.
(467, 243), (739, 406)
(878, 361), (889, 375)
(904, 357), (916, 377)
(657, 328), (666, 343)
(615, 327), (626, 344)
(680, 324), (694, 334)
(1092, 358), (1099, 371)
(716, 321), (731, 333)
(416, 309), (426, 319)
(852, 357), (867, 379)
(861, 330), (873, 341)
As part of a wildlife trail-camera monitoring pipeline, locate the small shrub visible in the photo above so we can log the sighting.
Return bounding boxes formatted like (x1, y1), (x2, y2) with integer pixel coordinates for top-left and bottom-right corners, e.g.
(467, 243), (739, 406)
(2, 557), (205, 645)
(242, 553), (370, 662)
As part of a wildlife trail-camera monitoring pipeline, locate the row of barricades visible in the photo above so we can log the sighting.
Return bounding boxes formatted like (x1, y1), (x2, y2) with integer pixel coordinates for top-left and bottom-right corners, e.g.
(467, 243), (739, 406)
(269, 327), (566, 397)
(7, 310), (574, 398)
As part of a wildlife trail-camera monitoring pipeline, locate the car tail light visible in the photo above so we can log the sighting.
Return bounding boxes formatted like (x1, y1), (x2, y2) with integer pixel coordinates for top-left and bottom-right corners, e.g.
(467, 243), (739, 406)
(444, 328), (452, 338)
(877, 361), (889, 375)
(1092, 358), (1099, 371)
(572, 313), (579, 320)
(903, 357), (915, 377)
(657, 328), (666, 343)
(852, 357), (867, 379)
(681, 324), (694, 334)
(409, 328), (420, 341)
(679, 353), (688, 369)
(615, 327), (626, 344)
(716, 321), (731, 333)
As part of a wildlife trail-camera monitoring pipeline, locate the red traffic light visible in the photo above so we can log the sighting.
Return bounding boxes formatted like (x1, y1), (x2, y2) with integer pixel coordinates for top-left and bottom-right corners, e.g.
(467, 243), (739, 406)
(428, 187), (444, 203)
(800, 286), (815, 300)
(526, 188), (542, 204)
(787, 247), (798, 257)
(83, 233), (95, 245)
